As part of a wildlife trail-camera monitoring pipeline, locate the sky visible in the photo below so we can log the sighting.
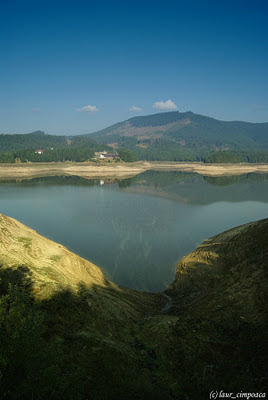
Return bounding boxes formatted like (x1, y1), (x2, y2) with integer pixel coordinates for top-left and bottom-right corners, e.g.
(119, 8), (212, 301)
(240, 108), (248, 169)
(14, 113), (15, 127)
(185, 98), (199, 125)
(1, 0), (268, 135)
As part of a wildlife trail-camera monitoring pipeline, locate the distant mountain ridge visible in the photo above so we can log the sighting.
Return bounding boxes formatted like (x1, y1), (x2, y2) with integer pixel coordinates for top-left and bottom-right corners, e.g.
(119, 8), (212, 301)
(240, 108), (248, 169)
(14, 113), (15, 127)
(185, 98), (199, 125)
(1, 111), (267, 162)
(87, 111), (268, 151)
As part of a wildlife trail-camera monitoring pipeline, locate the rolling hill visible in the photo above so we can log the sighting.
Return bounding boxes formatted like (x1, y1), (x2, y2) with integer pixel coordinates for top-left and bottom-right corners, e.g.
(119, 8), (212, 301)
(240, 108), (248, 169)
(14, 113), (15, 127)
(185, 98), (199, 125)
(0, 131), (110, 163)
(86, 111), (268, 162)
(88, 111), (268, 150)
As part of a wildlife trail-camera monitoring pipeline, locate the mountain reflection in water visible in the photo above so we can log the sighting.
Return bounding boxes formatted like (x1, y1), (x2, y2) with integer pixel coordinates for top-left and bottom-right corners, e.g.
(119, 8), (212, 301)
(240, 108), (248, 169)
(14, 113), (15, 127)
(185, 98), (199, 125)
(0, 171), (267, 291)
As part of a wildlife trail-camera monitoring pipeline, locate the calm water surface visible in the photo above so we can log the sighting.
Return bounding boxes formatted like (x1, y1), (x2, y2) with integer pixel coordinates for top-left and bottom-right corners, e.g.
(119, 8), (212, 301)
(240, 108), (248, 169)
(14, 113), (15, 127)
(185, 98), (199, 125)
(0, 171), (267, 292)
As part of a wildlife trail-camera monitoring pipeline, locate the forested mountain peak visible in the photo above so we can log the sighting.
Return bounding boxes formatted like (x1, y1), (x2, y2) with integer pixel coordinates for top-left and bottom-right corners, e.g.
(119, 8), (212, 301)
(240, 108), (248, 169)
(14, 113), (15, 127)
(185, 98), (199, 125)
(0, 111), (268, 163)
(27, 130), (45, 136)
(128, 111), (194, 127)
(86, 111), (268, 162)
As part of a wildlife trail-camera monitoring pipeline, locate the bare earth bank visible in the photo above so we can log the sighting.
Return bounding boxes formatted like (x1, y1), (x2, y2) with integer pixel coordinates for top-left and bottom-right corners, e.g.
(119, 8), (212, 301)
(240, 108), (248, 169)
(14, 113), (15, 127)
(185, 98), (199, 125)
(0, 161), (268, 180)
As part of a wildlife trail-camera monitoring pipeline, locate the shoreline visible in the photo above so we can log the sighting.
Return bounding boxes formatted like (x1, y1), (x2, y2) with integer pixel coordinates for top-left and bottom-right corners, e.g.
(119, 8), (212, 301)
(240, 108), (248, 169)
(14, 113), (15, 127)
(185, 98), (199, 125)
(0, 161), (268, 180)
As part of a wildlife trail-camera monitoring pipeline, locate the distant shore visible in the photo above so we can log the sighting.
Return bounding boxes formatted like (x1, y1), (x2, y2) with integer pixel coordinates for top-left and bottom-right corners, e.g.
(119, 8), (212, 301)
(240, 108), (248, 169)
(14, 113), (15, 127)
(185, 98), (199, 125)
(0, 161), (268, 180)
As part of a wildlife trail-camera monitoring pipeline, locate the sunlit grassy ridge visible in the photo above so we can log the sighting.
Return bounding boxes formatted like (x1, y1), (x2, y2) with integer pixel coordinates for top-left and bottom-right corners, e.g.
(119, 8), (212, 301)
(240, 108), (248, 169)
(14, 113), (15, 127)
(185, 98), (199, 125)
(0, 213), (108, 297)
(0, 214), (267, 399)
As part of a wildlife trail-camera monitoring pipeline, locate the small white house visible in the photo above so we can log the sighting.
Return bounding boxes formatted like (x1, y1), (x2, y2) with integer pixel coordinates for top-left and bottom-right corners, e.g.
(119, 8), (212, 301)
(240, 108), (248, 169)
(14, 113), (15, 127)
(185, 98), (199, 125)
(35, 150), (44, 154)
(94, 151), (118, 160)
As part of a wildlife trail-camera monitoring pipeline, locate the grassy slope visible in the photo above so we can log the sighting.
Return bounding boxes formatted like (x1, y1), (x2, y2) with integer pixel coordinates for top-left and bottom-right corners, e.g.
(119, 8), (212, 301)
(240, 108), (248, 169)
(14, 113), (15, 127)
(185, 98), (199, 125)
(162, 219), (268, 396)
(0, 213), (160, 314)
(0, 214), (267, 399)
(0, 213), (166, 399)
(168, 219), (268, 298)
(0, 213), (108, 297)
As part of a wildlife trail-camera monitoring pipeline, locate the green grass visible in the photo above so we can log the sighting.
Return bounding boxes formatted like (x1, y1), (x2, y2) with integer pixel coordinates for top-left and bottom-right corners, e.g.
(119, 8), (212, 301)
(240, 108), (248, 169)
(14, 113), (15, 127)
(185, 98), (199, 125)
(49, 255), (62, 262)
(17, 236), (32, 248)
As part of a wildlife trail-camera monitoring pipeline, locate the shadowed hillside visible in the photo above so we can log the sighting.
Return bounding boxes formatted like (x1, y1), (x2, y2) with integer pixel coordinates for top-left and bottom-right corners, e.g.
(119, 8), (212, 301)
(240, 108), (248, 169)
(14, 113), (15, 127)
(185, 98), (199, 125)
(162, 219), (268, 397)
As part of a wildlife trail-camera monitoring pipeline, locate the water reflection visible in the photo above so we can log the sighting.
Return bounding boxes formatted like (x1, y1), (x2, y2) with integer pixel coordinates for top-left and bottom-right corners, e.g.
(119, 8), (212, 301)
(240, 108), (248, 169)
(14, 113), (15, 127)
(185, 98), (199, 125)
(1, 170), (268, 204)
(0, 171), (267, 292)
(118, 171), (268, 204)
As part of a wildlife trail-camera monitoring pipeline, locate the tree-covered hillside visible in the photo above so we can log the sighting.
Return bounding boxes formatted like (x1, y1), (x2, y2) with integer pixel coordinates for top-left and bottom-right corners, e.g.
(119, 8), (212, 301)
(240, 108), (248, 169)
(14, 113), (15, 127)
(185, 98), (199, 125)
(87, 111), (268, 162)
(0, 131), (110, 163)
(0, 131), (67, 152)
(1, 111), (268, 163)
(89, 111), (268, 149)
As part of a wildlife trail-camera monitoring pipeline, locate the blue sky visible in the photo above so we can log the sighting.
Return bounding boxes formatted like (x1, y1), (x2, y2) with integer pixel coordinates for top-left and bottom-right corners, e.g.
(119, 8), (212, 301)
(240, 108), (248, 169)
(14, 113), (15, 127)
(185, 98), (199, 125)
(1, 0), (268, 135)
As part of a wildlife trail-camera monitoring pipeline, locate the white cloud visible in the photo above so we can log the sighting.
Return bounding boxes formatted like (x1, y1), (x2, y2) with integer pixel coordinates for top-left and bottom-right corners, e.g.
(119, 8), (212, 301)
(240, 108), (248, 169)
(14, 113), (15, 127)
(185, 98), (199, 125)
(76, 105), (99, 113)
(152, 99), (178, 111)
(129, 105), (142, 112)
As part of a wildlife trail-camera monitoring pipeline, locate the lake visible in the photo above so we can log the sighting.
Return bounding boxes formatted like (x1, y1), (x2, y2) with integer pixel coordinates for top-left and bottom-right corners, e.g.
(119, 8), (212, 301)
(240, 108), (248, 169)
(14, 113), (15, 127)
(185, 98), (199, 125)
(0, 171), (267, 292)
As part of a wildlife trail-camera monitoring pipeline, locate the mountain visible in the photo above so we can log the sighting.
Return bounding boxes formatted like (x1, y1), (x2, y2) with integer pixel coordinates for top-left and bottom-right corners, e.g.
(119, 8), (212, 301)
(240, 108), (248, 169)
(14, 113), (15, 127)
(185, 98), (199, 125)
(86, 111), (268, 161)
(0, 214), (267, 399)
(1, 112), (268, 163)
(88, 111), (268, 149)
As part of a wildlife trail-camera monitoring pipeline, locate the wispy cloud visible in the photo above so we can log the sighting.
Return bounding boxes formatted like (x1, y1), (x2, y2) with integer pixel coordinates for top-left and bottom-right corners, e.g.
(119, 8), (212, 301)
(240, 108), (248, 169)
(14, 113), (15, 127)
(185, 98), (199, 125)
(32, 107), (41, 112)
(129, 105), (142, 112)
(152, 99), (178, 111)
(76, 104), (99, 113)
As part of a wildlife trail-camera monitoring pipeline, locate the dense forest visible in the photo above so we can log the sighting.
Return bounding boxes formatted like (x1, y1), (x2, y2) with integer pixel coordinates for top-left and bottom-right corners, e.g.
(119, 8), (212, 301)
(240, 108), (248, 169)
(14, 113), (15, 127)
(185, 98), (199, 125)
(0, 131), (110, 163)
(120, 143), (268, 163)
(0, 131), (67, 152)
(204, 150), (268, 163)
(0, 146), (267, 164)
